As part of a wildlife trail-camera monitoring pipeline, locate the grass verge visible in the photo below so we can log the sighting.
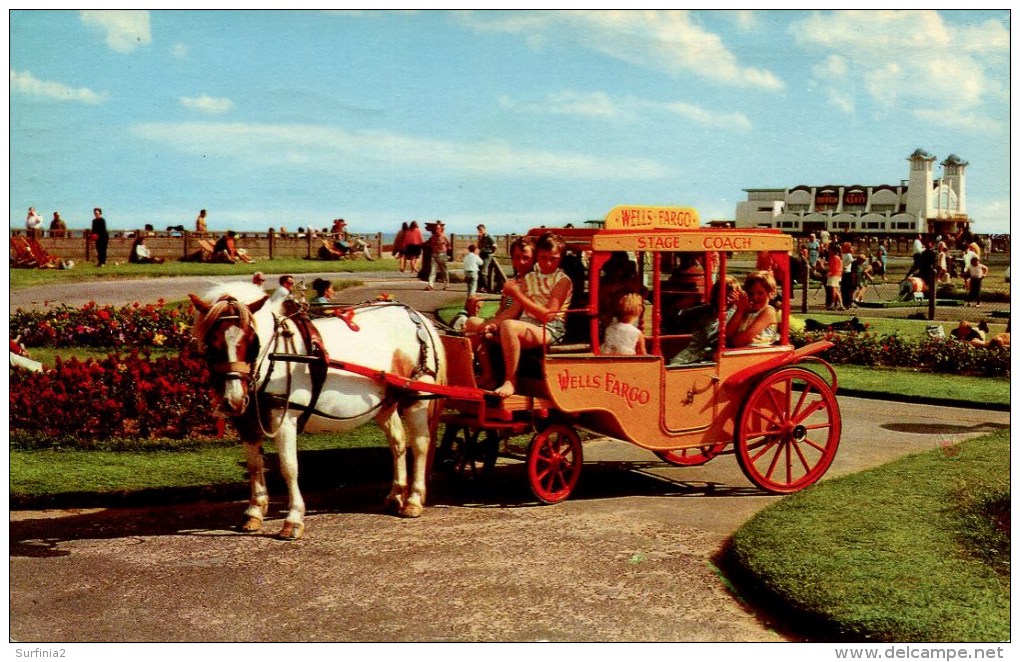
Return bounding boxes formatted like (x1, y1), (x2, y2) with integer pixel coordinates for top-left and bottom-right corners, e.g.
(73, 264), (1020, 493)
(823, 364), (1009, 409)
(721, 430), (1010, 642)
(10, 427), (391, 507)
(10, 257), (399, 290)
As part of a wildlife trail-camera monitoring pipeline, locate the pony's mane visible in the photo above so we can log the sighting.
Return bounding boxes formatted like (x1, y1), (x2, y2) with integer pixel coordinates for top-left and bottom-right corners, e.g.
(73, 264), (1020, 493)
(192, 281), (267, 350)
(198, 281), (268, 306)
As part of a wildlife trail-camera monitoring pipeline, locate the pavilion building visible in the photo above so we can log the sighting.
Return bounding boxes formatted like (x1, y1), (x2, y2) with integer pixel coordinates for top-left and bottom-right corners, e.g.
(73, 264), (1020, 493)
(730, 148), (970, 237)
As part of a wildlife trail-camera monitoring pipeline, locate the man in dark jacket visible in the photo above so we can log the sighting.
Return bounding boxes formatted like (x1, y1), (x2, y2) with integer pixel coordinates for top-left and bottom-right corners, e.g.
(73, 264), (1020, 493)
(91, 207), (109, 267)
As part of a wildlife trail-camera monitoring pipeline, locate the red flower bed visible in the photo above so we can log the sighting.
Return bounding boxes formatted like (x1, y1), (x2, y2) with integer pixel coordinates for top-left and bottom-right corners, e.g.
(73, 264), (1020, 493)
(10, 300), (191, 349)
(10, 348), (220, 445)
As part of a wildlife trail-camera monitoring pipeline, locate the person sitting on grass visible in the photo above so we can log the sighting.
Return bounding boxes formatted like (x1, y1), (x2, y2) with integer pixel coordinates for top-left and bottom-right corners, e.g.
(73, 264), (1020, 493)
(212, 230), (254, 263)
(951, 320), (1010, 348)
(489, 232), (572, 397)
(129, 236), (165, 264)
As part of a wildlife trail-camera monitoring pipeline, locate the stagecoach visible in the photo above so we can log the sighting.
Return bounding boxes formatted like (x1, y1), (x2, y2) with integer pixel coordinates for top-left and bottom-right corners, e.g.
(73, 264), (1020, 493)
(192, 204), (841, 539)
(436, 205), (842, 503)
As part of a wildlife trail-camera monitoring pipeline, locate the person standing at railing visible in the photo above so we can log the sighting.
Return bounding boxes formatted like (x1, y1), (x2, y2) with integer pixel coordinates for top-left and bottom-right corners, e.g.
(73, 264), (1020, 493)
(195, 209), (208, 233)
(25, 207), (43, 238)
(49, 211), (67, 238)
(91, 207), (110, 267)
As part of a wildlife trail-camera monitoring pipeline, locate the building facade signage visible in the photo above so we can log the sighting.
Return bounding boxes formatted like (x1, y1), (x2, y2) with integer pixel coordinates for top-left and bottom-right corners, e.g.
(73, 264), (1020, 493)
(815, 190), (839, 208)
(844, 190), (866, 206)
(604, 205), (700, 231)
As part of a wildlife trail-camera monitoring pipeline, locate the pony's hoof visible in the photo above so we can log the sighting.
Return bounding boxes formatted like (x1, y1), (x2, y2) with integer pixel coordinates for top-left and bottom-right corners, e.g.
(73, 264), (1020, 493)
(238, 516), (263, 533)
(399, 503), (424, 518)
(277, 521), (305, 540)
(384, 495), (406, 514)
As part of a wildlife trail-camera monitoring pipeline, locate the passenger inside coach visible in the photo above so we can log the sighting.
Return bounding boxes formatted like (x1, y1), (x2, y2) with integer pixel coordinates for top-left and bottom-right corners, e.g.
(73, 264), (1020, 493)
(667, 276), (740, 366)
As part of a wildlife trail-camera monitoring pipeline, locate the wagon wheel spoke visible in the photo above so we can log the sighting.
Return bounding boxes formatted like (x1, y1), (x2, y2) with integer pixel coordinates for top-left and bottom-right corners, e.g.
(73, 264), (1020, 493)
(788, 436), (814, 474)
(749, 436), (782, 463)
(791, 383), (812, 421)
(791, 398), (827, 426)
(799, 432), (832, 454)
(765, 384), (790, 424)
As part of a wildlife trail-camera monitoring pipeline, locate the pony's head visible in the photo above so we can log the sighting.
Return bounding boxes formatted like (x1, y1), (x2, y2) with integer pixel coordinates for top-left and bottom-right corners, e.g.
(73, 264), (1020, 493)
(190, 282), (270, 417)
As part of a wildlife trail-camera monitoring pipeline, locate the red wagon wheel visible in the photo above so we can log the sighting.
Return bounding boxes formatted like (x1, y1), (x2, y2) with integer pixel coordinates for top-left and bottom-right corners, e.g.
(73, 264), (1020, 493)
(654, 443), (727, 467)
(735, 367), (841, 494)
(526, 423), (583, 504)
(437, 425), (496, 480)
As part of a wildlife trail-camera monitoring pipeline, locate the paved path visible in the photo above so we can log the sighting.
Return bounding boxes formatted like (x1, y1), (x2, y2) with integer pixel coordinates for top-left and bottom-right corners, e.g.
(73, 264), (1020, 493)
(10, 397), (1009, 643)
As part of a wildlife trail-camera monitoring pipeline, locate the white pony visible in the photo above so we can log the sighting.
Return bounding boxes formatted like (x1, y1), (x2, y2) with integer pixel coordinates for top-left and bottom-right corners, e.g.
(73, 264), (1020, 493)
(190, 282), (446, 539)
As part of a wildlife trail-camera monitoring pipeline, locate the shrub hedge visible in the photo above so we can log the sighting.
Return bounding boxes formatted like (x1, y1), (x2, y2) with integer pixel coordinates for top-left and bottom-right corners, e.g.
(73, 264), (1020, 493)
(790, 329), (1009, 377)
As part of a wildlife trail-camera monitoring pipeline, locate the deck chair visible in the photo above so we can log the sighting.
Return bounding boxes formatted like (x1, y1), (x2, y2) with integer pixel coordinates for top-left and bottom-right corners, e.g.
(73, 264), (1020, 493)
(10, 237), (39, 268)
(181, 238), (217, 262)
(25, 237), (60, 268)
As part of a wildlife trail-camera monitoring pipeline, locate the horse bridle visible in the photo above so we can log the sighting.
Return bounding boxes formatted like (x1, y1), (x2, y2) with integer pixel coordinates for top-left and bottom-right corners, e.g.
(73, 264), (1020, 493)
(202, 297), (261, 386)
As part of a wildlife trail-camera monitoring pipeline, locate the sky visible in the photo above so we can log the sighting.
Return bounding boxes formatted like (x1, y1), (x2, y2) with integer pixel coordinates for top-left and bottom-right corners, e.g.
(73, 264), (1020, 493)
(8, 8), (1013, 237)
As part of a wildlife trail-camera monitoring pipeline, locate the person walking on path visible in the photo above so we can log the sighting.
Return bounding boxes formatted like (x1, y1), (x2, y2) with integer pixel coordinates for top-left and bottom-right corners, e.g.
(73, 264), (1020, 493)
(476, 224), (497, 292)
(91, 207), (110, 267)
(825, 245), (843, 310)
(402, 221), (424, 275)
(426, 221), (450, 291)
(840, 242), (856, 309)
(965, 255), (988, 307)
(805, 233), (820, 270)
(392, 222), (409, 272)
(462, 243), (484, 297)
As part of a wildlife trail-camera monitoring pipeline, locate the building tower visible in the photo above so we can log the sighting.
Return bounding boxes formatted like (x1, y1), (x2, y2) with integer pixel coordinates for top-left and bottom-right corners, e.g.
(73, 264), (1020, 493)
(906, 148), (936, 228)
(941, 153), (968, 215)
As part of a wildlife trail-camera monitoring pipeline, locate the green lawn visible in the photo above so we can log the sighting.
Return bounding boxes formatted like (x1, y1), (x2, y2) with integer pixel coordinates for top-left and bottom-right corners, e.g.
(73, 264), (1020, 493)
(10, 427), (391, 504)
(10, 256), (400, 290)
(824, 364), (1009, 407)
(724, 430), (1010, 642)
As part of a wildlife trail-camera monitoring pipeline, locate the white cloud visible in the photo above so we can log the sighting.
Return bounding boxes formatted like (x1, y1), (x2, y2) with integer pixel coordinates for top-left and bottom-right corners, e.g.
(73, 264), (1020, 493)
(655, 99), (751, 132)
(456, 10), (784, 91)
(500, 91), (630, 121)
(180, 95), (234, 115)
(80, 10), (151, 53)
(911, 108), (1004, 134)
(826, 90), (854, 114)
(731, 10), (758, 32)
(130, 122), (670, 179)
(501, 90), (751, 132)
(171, 43), (189, 59)
(792, 10), (1007, 127)
(10, 69), (105, 104)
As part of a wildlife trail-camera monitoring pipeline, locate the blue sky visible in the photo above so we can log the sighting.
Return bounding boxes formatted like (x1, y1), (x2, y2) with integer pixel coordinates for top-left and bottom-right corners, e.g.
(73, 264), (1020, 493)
(8, 9), (1012, 236)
